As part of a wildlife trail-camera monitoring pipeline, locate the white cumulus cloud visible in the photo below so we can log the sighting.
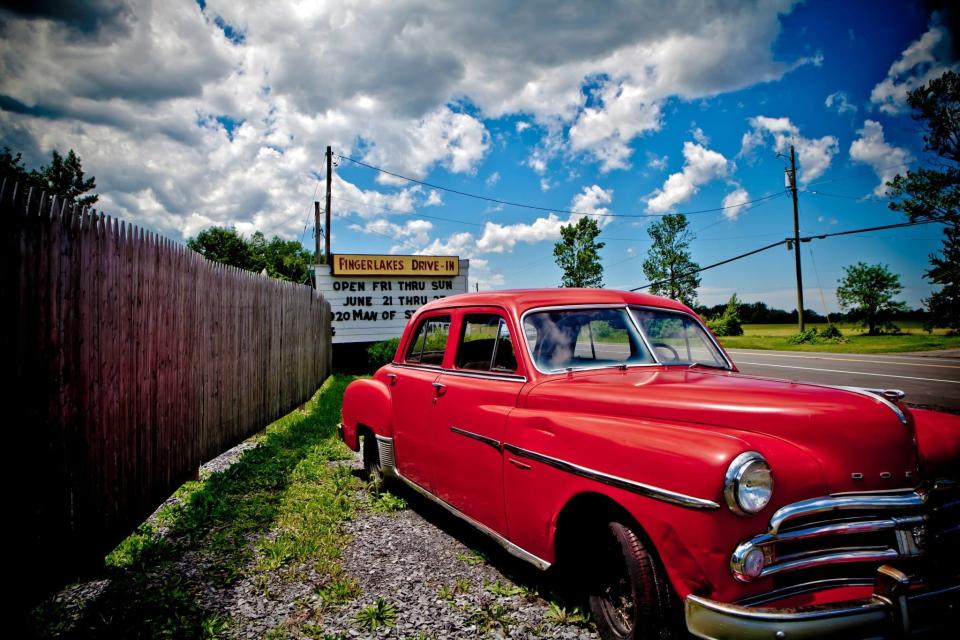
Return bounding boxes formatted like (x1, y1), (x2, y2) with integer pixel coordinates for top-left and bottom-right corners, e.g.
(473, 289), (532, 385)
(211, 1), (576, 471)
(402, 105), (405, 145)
(740, 115), (839, 185)
(645, 142), (730, 213)
(849, 120), (914, 196)
(870, 17), (958, 115)
(722, 186), (751, 220)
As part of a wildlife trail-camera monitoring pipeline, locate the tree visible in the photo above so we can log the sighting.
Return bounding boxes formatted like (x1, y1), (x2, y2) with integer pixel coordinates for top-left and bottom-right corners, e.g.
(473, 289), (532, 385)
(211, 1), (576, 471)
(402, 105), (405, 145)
(187, 226), (316, 283)
(1, 147), (30, 184)
(924, 225), (960, 332)
(187, 226), (255, 271)
(836, 262), (908, 335)
(1, 146), (99, 206)
(887, 70), (960, 328)
(31, 150), (98, 206)
(553, 216), (604, 288)
(707, 293), (744, 337)
(248, 231), (316, 283)
(642, 213), (700, 307)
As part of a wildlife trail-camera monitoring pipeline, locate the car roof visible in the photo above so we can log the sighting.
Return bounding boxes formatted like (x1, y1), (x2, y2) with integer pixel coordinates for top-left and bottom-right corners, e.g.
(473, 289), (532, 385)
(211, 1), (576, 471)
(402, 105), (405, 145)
(416, 288), (695, 317)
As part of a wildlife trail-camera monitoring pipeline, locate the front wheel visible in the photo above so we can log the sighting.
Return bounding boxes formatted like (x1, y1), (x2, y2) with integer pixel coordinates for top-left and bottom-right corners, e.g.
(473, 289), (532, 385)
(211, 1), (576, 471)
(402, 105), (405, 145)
(589, 521), (677, 640)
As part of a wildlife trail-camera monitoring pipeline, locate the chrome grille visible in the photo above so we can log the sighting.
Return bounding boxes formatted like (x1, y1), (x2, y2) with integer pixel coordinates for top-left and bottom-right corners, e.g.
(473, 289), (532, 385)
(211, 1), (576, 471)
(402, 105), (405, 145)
(732, 483), (960, 584)
(375, 435), (397, 476)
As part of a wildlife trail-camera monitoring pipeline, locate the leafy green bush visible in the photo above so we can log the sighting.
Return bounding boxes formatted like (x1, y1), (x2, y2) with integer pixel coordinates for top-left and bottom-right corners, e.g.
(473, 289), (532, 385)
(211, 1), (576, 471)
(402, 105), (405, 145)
(788, 326), (847, 344)
(707, 293), (744, 336)
(819, 324), (844, 340)
(788, 328), (821, 344)
(367, 337), (400, 368)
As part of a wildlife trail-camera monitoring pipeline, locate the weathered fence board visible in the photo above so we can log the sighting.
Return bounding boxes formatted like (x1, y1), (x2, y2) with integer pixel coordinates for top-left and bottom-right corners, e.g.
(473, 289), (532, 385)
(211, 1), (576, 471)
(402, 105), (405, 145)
(3, 180), (332, 609)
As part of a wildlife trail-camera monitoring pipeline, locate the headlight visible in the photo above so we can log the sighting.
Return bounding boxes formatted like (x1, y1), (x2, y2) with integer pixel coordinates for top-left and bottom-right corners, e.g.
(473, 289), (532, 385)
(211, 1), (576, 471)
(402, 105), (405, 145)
(724, 451), (773, 516)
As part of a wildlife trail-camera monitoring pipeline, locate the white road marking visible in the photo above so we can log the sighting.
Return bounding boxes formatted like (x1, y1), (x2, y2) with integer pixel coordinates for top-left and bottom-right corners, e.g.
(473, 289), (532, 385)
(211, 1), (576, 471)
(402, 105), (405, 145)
(734, 361), (960, 385)
(726, 350), (960, 370)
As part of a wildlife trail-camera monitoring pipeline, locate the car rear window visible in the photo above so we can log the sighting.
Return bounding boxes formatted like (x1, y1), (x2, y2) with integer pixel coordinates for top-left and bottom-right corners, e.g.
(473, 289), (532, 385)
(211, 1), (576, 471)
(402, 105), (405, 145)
(456, 314), (517, 373)
(405, 316), (451, 366)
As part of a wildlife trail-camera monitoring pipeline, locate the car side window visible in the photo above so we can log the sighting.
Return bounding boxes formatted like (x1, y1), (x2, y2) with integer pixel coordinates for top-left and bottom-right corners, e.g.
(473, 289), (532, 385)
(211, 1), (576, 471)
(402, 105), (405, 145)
(456, 314), (517, 373)
(405, 316), (451, 366)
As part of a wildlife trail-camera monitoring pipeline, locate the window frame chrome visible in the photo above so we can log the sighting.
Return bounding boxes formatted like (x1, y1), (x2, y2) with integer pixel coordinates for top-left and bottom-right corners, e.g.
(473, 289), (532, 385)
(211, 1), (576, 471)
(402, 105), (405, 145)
(518, 303), (732, 376)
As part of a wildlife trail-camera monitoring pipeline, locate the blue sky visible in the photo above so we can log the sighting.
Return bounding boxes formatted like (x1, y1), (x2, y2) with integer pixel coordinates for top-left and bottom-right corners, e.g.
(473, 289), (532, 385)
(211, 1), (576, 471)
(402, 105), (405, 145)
(1, 1), (956, 312)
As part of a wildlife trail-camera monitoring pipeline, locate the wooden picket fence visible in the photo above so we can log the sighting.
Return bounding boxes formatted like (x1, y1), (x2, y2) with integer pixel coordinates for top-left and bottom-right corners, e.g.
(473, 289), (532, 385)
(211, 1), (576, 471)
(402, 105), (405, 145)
(2, 180), (331, 607)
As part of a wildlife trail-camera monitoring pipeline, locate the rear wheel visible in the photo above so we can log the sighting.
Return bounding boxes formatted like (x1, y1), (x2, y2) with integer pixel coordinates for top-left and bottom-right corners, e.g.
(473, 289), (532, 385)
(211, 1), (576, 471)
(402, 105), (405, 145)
(362, 433), (384, 487)
(589, 521), (677, 640)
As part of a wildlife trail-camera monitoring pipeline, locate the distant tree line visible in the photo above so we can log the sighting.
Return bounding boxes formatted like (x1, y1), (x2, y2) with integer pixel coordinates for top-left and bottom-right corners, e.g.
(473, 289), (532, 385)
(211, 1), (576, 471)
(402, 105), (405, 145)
(187, 226), (317, 284)
(694, 301), (928, 326)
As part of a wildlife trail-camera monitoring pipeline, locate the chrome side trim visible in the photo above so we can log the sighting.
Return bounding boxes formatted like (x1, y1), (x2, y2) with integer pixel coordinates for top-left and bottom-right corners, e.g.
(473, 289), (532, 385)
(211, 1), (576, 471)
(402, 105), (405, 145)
(501, 443), (720, 510)
(441, 369), (528, 383)
(390, 362), (527, 383)
(835, 385), (909, 425)
(392, 468), (552, 570)
(450, 426), (502, 451)
(768, 491), (925, 534)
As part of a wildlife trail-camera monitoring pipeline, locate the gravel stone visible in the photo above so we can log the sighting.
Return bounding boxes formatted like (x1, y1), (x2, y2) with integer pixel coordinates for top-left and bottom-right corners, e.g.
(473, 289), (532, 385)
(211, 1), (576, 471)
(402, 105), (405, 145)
(34, 440), (600, 639)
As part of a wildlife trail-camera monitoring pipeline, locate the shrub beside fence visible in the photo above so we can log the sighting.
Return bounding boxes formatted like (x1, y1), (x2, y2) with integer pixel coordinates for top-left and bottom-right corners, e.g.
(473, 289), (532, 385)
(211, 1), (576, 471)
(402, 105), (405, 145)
(2, 180), (331, 608)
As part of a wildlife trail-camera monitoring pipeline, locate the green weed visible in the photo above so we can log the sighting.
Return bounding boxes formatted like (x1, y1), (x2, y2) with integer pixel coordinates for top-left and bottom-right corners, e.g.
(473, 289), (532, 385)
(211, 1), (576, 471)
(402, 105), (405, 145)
(354, 597), (398, 631)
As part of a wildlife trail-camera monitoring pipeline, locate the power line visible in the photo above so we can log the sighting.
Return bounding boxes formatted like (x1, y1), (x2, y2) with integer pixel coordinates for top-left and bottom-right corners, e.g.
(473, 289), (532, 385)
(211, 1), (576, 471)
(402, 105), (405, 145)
(630, 218), (943, 292)
(630, 240), (785, 291)
(331, 194), (487, 227)
(335, 152), (786, 219)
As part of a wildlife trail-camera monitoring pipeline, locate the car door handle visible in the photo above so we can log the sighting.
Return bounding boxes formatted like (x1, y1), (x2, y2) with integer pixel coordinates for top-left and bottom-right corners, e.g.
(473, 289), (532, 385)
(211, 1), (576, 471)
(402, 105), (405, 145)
(508, 458), (531, 470)
(387, 373), (397, 385)
(432, 381), (446, 394)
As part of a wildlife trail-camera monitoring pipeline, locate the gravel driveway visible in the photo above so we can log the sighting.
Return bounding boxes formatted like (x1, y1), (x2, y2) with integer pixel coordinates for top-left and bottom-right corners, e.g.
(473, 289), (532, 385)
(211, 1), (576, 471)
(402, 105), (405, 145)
(34, 439), (598, 639)
(313, 456), (598, 639)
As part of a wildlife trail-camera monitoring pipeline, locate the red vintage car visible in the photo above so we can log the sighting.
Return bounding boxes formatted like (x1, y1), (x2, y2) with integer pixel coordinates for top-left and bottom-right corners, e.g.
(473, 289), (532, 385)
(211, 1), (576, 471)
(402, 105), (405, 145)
(338, 289), (959, 639)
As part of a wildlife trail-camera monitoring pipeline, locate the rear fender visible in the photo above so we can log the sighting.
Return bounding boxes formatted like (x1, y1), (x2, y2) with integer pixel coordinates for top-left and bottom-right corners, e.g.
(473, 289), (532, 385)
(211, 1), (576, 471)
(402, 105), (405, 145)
(341, 377), (393, 451)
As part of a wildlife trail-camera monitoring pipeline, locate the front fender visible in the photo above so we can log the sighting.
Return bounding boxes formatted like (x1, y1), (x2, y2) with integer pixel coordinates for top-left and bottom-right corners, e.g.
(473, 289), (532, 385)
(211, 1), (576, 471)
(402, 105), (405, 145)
(341, 376), (393, 450)
(503, 409), (825, 603)
(912, 407), (960, 479)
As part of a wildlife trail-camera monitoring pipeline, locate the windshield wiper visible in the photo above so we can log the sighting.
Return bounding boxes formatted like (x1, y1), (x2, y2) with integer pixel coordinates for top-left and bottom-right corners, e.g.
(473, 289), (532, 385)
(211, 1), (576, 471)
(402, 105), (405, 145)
(688, 361), (729, 370)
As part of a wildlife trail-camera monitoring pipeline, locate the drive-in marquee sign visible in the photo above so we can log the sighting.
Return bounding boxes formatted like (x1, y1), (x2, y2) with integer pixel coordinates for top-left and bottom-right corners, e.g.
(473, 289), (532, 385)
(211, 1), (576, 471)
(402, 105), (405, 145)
(331, 253), (460, 277)
(315, 254), (468, 344)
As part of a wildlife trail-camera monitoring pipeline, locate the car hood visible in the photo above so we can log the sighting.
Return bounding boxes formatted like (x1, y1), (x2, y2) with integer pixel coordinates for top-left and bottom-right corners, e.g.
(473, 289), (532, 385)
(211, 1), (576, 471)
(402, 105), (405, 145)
(526, 367), (920, 493)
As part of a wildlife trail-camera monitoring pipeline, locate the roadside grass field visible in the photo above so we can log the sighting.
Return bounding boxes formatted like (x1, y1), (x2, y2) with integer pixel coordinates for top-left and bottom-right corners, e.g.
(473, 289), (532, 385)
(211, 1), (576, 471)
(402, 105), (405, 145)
(717, 322), (960, 353)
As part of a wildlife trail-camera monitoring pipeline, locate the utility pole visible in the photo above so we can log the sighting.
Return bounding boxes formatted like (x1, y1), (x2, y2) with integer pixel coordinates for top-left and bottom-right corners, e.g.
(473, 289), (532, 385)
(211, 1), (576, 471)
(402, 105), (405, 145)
(325, 145), (333, 266)
(787, 145), (805, 332)
(313, 200), (321, 268)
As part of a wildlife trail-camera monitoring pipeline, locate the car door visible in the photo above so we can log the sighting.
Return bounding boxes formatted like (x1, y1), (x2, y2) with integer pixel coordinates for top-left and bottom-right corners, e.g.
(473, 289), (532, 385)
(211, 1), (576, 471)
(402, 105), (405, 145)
(390, 312), (452, 492)
(431, 310), (525, 536)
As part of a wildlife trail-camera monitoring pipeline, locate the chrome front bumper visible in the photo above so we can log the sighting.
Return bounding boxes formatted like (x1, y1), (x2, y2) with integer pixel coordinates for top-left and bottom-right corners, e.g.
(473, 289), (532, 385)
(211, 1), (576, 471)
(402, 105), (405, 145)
(686, 566), (960, 639)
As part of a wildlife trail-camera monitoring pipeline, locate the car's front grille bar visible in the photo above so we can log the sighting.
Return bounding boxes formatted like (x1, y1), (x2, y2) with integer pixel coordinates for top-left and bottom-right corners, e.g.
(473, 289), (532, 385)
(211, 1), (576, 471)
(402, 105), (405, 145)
(731, 488), (960, 583)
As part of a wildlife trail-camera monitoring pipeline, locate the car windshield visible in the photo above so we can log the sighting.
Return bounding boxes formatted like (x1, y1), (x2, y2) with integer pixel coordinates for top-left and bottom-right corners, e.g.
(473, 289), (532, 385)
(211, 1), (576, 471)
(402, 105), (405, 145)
(522, 307), (655, 372)
(629, 306), (729, 368)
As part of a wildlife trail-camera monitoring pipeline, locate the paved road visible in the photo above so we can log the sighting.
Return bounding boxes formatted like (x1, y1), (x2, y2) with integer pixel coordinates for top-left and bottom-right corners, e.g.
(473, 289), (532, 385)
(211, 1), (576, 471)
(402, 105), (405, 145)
(726, 349), (960, 413)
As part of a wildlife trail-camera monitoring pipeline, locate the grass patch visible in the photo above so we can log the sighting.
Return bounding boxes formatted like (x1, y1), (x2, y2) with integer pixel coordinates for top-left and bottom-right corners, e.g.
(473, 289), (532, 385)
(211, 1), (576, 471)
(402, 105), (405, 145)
(718, 322), (960, 353)
(31, 374), (361, 639)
